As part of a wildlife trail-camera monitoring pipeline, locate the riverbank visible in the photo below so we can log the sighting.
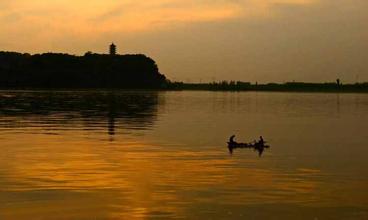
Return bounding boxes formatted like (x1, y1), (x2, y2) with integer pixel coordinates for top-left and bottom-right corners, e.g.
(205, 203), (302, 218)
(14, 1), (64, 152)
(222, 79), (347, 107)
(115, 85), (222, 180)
(166, 81), (368, 93)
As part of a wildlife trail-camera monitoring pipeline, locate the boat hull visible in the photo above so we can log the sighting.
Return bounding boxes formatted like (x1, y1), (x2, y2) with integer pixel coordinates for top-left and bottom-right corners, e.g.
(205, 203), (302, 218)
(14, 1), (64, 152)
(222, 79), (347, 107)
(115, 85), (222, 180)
(227, 142), (269, 149)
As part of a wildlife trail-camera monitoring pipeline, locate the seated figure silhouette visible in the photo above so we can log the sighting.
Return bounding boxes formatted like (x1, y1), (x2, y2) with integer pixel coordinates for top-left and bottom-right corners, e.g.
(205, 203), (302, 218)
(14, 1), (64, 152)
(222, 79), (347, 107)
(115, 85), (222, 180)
(229, 135), (236, 144)
(254, 136), (266, 156)
(228, 135), (237, 154)
(258, 136), (264, 146)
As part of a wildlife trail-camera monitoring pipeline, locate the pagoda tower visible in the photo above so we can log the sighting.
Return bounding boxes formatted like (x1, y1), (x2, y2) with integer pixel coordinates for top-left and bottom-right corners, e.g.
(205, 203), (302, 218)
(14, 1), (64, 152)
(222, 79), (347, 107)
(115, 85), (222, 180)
(109, 43), (117, 55)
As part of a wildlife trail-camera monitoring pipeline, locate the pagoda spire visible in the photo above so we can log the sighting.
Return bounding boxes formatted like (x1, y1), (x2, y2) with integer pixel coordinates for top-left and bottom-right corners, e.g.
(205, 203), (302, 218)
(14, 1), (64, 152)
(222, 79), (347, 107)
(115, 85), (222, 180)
(109, 43), (116, 55)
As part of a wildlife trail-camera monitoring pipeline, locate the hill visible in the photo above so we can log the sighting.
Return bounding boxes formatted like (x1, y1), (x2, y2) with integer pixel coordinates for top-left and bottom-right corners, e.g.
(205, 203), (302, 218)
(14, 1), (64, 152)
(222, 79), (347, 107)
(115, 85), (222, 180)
(0, 52), (167, 89)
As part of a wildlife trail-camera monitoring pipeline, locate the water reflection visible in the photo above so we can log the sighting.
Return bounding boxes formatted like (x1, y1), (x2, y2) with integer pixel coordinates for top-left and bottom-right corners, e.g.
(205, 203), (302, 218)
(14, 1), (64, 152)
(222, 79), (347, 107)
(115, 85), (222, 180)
(228, 144), (270, 156)
(0, 91), (160, 136)
(1, 91), (368, 219)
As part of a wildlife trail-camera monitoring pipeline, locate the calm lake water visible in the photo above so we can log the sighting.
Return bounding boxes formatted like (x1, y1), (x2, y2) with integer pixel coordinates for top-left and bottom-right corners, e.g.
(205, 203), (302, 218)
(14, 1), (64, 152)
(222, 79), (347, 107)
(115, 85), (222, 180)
(0, 90), (368, 219)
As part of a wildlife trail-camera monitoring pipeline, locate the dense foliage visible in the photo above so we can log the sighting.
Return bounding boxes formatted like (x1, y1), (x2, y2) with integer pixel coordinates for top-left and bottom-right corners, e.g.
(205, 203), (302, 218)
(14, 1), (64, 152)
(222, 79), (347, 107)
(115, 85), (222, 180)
(0, 52), (167, 88)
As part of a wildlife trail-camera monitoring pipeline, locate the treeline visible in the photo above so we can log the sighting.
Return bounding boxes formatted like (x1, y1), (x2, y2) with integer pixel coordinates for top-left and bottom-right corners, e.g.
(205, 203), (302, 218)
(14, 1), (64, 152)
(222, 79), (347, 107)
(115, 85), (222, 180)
(167, 81), (368, 92)
(0, 52), (167, 89)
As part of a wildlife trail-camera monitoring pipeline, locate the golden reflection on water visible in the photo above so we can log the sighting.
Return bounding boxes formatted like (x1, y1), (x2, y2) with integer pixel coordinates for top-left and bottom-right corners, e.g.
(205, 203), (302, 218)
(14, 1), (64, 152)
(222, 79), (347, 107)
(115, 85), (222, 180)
(1, 130), (322, 218)
(1, 91), (368, 219)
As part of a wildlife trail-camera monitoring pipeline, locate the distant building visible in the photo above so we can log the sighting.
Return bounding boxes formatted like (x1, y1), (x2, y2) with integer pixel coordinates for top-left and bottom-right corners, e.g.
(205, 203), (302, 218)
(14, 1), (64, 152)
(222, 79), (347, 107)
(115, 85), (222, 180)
(109, 43), (117, 55)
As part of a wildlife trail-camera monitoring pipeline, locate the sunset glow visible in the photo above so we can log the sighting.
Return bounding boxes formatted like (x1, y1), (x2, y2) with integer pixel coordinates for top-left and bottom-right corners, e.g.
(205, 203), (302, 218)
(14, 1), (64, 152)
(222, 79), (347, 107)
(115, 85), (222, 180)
(1, 0), (367, 82)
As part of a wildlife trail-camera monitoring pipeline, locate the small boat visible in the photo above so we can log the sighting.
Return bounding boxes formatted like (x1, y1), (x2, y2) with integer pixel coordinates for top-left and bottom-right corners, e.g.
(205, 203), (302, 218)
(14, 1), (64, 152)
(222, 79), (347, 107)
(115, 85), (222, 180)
(227, 135), (270, 156)
(227, 142), (249, 148)
(227, 142), (270, 149)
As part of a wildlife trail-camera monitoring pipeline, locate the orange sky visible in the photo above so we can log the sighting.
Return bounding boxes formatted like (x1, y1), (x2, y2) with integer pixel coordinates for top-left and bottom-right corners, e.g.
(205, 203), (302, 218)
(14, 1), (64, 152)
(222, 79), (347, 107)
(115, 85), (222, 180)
(0, 0), (367, 82)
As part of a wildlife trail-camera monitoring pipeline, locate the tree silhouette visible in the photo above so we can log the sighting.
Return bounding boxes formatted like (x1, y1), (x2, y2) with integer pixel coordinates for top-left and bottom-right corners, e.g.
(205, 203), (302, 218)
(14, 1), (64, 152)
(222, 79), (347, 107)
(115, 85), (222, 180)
(0, 51), (167, 89)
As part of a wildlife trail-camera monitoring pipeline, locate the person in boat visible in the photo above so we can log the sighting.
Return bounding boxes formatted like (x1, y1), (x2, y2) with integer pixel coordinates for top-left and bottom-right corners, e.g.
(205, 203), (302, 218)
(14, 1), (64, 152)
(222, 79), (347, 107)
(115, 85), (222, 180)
(258, 136), (264, 147)
(229, 135), (236, 144)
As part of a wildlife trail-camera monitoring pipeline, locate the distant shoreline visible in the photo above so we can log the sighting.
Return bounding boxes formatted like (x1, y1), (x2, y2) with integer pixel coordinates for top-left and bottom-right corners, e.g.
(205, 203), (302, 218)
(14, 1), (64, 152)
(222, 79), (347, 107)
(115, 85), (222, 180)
(1, 80), (368, 93)
(1, 84), (368, 93)
(1, 51), (367, 93)
(164, 81), (368, 93)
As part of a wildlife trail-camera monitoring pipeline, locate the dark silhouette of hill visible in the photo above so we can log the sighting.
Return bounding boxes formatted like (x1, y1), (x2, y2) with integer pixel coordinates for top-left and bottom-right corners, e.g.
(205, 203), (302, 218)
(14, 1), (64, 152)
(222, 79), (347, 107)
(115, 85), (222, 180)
(0, 51), (166, 89)
(1, 50), (367, 92)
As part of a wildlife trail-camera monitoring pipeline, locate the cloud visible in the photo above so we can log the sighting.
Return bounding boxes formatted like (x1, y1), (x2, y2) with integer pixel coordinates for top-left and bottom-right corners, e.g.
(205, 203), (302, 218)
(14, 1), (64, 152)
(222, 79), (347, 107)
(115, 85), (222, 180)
(87, 0), (318, 32)
(87, 1), (242, 32)
(0, 0), (317, 36)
